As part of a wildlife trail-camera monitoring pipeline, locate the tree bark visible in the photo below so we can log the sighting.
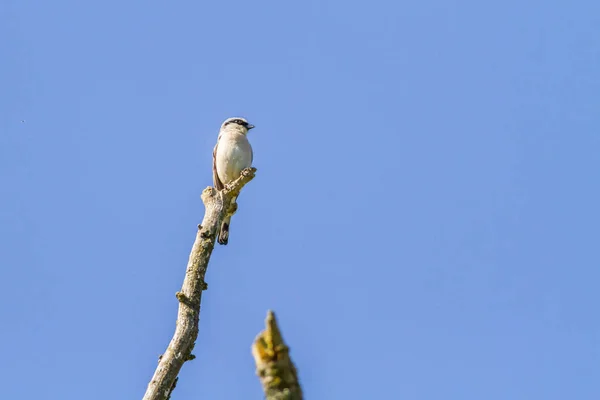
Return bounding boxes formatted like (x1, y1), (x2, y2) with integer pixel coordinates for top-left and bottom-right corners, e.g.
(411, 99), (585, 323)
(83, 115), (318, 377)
(252, 311), (303, 400)
(142, 167), (257, 400)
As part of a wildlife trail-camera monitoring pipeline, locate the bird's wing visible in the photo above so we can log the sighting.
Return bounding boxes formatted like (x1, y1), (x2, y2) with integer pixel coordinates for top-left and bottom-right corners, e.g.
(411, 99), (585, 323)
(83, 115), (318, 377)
(212, 137), (224, 190)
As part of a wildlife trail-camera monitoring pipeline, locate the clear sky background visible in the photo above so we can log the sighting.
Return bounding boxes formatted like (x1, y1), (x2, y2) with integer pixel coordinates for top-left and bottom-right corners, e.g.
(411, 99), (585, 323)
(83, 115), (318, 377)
(1, 1), (599, 399)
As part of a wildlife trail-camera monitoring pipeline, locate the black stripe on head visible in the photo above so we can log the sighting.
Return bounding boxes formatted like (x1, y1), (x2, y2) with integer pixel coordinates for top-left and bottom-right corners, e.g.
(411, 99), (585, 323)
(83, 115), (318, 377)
(224, 118), (249, 128)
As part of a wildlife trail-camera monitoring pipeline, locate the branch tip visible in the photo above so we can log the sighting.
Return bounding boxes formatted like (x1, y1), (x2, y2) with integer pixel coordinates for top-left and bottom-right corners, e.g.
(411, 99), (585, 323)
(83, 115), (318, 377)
(222, 167), (257, 197)
(252, 310), (302, 399)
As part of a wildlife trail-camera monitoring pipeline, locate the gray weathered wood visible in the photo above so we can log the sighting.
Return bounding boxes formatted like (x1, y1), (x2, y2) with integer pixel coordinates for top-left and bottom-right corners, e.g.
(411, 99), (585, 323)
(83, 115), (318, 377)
(142, 167), (257, 400)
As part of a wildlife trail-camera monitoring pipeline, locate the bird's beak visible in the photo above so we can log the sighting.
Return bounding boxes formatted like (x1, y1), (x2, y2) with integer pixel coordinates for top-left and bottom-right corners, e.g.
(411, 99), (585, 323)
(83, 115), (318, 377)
(247, 124), (255, 130)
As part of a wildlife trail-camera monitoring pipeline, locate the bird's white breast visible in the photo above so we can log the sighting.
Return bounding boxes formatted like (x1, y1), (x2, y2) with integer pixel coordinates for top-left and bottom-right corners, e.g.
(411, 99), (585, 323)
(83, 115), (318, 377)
(216, 132), (253, 184)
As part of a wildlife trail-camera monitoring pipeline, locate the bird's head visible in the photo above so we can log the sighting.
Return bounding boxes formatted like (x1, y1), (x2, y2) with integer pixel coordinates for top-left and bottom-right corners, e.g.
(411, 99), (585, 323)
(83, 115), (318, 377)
(220, 117), (255, 135)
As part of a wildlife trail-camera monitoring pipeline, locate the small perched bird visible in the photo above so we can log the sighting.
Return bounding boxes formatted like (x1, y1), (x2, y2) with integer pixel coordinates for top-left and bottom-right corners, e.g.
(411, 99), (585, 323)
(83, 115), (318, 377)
(212, 117), (255, 245)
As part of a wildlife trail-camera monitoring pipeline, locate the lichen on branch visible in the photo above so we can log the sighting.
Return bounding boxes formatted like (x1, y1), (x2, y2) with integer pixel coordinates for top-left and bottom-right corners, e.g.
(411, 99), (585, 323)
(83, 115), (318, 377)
(252, 311), (303, 400)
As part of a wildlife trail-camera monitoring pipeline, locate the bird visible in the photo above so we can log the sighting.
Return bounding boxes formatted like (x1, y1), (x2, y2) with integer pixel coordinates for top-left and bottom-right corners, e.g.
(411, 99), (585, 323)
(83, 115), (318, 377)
(212, 117), (255, 245)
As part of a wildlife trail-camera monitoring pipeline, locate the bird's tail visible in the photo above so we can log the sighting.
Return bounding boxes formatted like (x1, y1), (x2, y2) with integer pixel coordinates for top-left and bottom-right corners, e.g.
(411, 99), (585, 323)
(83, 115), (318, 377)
(217, 216), (231, 245)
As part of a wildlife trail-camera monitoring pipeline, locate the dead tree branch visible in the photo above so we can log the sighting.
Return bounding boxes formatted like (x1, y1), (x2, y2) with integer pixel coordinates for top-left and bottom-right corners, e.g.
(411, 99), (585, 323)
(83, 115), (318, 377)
(252, 311), (303, 400)
(142, 167), (257, 400)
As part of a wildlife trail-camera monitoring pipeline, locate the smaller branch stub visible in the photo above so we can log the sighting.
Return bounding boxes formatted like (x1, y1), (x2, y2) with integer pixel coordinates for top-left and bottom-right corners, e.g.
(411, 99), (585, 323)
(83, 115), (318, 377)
(252, 311), (303, 400)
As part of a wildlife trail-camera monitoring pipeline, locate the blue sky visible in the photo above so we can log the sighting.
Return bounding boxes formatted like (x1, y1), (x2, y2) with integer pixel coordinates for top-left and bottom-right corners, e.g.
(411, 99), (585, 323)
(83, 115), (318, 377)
(2, 0), (599, 399)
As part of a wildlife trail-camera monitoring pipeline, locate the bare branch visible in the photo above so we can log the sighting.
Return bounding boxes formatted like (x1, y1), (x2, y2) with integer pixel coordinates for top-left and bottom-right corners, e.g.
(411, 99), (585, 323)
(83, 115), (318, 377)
(252, 311), (303, 400)
(142, 167), (257, 400)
